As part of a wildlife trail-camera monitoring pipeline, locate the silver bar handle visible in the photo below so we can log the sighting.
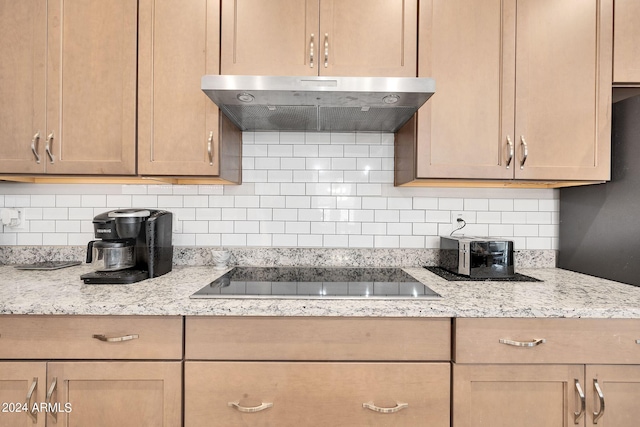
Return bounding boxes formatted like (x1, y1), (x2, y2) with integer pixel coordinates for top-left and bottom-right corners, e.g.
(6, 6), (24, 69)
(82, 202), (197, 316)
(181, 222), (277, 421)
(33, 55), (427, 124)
(520, 135), (528, 169)
(635, 339), (640, 344)
(574, 379), (585, 424)
(309, 33), (315, 68)
(362, 401), (409, 414)
(499, 338), (546, 347)
(506, 135), (514, 169)
(92, 333), (139, 342)
(25, 377), (37, 423)
(46, 377), (58, 423)
(45, 132), (55, 163)
(207, 131), (214, 166)
(593, 379), (605, 424)
(324, 33), (329, 68)
(228, 401), (273, 413)
(31, 132), (41, 164)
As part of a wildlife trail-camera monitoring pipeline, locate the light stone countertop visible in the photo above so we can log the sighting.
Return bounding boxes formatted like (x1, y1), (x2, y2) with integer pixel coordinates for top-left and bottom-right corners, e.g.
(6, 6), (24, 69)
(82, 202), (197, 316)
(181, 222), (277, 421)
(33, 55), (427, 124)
(1, 264), (639, 318)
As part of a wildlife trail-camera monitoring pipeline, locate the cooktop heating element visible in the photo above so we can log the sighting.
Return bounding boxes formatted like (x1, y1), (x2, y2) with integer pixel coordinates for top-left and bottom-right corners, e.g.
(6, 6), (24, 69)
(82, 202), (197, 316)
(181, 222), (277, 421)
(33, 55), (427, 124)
(190, 267), (441, 300)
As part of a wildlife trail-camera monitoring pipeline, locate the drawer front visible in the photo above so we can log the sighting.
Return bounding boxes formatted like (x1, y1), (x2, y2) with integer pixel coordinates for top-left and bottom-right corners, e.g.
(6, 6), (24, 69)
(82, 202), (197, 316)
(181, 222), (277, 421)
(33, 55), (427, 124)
(455, 318), (640, 364)
(0, 315), (183, 360)
(185, 361), (450, 427)
(186, 316), (451, 361)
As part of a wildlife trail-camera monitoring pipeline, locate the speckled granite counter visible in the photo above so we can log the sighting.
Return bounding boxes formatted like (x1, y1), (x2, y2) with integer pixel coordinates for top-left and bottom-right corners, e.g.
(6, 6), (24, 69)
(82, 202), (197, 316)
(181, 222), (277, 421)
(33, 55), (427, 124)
(1, 264), (639, 318)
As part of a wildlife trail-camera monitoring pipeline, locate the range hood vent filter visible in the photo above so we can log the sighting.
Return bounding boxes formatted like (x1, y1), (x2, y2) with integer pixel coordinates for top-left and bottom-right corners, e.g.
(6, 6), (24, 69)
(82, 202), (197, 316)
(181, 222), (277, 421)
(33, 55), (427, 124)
(202, 75), (435, 133)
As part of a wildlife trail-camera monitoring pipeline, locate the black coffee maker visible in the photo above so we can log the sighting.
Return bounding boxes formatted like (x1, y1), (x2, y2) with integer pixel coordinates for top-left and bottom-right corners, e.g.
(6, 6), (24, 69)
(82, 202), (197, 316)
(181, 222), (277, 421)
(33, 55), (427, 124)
(81, 209), (173, 284)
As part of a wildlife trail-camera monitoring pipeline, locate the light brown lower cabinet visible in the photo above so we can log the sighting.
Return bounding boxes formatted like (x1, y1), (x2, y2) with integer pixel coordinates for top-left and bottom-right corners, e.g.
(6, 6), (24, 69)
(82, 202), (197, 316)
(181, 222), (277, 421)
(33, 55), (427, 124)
(185, 362), (450, 427)
(453, 318), (640, 427)
(586, 365), (640, 426)
(453, 364), (640, 427)
(0, 362), (47, 427)
(453, 364), (583, 427)
(47, 362), (181, 427)
(0, 316), (183, 427)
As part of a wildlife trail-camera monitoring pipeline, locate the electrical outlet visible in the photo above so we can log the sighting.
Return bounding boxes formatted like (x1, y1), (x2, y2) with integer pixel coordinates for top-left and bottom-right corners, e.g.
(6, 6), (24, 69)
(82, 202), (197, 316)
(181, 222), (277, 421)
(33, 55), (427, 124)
(0, 208), (24, 229)
(451, 213), (465, 232)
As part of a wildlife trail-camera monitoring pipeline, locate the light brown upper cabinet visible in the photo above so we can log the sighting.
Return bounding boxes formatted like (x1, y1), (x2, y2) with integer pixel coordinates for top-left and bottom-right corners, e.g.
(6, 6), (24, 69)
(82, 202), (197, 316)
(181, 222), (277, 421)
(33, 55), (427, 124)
(0, 0), (137, 176)
(396, 0), (613, 186)
(613, 0), (640, 84)
(220, 0), (417, 77)
(138, 0), (241, 182)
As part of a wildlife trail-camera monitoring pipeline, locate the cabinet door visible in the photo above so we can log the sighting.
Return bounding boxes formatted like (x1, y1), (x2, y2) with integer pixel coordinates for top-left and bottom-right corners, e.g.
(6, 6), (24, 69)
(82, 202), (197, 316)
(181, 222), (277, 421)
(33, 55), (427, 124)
(0, 362), (46, 427)
(185, 362), (450, 427)
(45, 0), (137, 175)
(0, 0), (46, 174)
(414, 0), (514, 180)
(319, 0), (417, 77)
(586, 365), (640, 426)
(221, 0), (319, 75)
(613, 0), (640, 84)
(138, 0), (221, 176)
(453, 364), (584, 427)
(47, 361), (181, 427)
(513, 0), (612, 181)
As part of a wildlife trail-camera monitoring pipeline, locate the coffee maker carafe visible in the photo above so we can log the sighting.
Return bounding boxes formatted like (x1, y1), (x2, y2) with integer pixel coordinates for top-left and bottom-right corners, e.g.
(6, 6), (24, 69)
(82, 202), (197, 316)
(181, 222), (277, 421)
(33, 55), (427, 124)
(81, 209), (173, 284)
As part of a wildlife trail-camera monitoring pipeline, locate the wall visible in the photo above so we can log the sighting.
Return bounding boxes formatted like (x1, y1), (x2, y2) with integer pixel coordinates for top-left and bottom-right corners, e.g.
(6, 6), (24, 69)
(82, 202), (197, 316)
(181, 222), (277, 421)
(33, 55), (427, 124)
(0, 132), (559, 250)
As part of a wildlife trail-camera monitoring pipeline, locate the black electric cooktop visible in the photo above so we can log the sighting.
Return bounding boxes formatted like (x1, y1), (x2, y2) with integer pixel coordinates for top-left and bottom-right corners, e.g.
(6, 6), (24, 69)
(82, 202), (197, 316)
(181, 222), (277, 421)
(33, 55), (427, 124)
(190, 267), (442, 300)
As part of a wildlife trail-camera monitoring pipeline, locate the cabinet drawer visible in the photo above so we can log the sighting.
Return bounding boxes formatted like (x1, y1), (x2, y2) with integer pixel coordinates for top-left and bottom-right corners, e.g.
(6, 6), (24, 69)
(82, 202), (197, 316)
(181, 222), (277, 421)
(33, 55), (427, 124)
(186, 316), (451, 361)
(455, 318), (640, 364)
(0, 315), (182, 360)
(185, 361), (450, 427)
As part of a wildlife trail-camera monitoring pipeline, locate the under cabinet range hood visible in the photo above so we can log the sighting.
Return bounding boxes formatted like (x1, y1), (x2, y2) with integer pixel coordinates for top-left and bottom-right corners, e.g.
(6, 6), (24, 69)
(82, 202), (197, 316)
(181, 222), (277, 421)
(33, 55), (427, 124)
(201, 75), (435, 132)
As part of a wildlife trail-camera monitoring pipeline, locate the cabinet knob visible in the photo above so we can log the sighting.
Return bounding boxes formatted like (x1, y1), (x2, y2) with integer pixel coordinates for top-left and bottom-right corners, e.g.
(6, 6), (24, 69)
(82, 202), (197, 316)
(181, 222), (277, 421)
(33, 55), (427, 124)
(92, 334), (139, 342)
(46, 377), (58, 423)
(498, 338), (545, 347)
(25, 377), (38, 423)
(228, 401), (273, 413)
(324, 33), (329, 68)
(505, 135), (514, 169)
(309, 34), (315, 68)
(519, 135), (528, 169)
(362, 401), (409, 414)
(31, 131), (41, 164)
(574, 379), (585, 424)
(45, 132), (55, 164)
(207, 131), (214, 166)
(593, 379), (605, 424)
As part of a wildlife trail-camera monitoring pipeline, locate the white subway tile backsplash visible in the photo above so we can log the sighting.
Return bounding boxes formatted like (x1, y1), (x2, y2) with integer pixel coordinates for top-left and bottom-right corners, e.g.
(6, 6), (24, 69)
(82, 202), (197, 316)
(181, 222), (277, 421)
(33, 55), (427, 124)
(318, 171), (344, 183)
(0, 232), (18, 246)
(490, 198), (514, 211)
(349, 235), (374, 248)
(261, 221), (285, 234)
(247, 234), (272, 247)
(0, 131), (560, 249)
(31, 195), (56, 207)
(332, 158), (357, 170)
(255, 157), (281, 169)
(413, 197), (438, 210)
(400, 235), (425, 248)
(222, 233), (246, 246)
(195, 234), (221, 246)
(375, 235), (399, 248)
(323, 234), (349, 247)
(132, 195), (158, 208)
(330, 132), (356, 144)
(234, 221), (260, 234)
(280, 157), (306, 170)
(56, 195), (81, 207)
(298, 209), (323, 221)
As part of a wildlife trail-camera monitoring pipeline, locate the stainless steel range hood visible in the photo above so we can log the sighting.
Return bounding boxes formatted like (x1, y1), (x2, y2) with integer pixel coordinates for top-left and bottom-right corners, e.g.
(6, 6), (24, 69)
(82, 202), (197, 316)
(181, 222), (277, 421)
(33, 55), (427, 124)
(201, 75), (435, 133)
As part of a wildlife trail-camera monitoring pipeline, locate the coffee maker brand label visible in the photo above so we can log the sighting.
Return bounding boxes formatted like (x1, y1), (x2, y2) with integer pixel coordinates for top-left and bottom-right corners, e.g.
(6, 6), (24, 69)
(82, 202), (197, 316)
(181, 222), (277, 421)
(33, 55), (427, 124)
(97, 229), (112, 233)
